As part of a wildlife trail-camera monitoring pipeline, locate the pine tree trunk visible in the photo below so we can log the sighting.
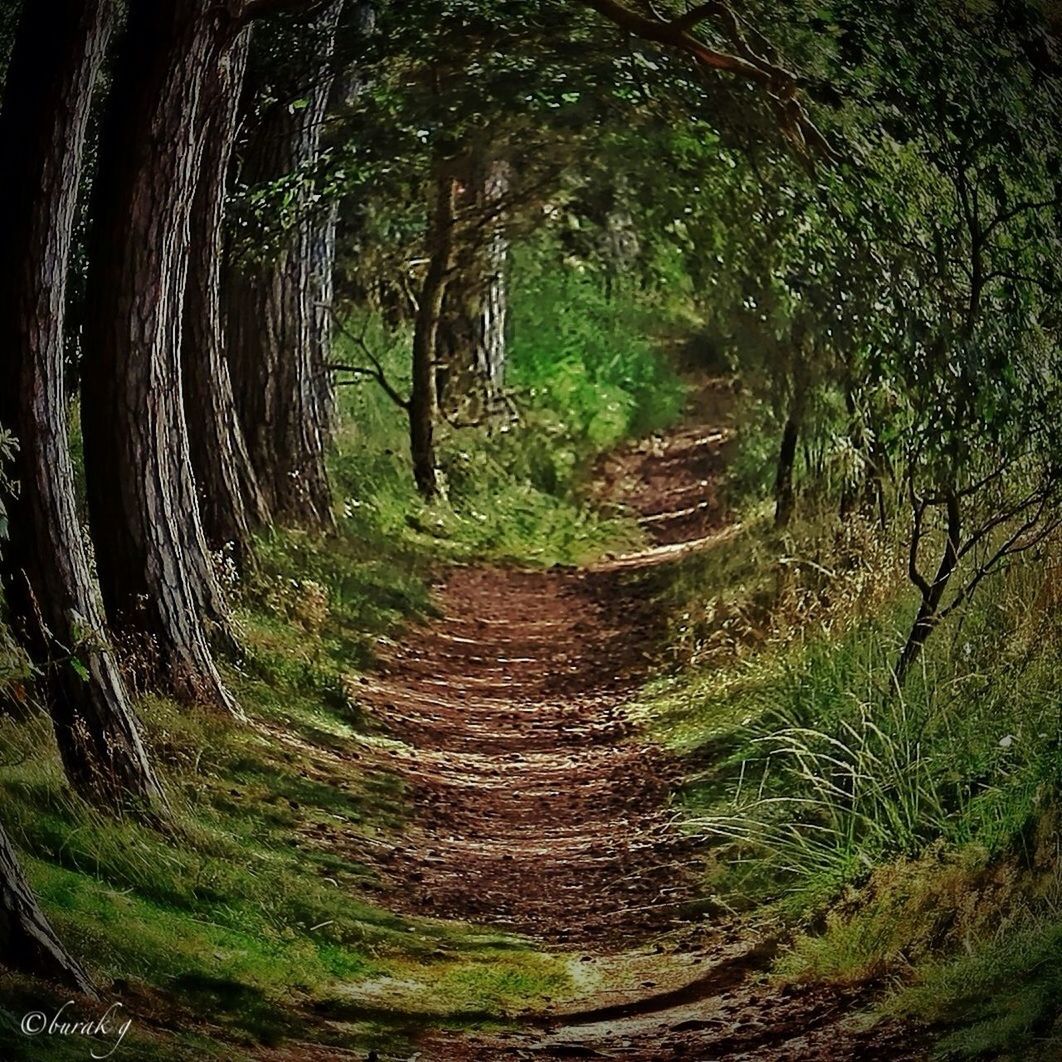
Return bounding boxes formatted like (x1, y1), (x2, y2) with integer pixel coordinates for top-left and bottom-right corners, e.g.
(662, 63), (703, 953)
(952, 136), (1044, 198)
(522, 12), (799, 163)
(410, 168), (458, 500)
(0, 0), (163, 808)
(436, 157), (510, 420)
(80, 0), (239, 714)
(225, 1), (344, 529)
(0, 825), (95, 996)
(182, 26), (269, 567)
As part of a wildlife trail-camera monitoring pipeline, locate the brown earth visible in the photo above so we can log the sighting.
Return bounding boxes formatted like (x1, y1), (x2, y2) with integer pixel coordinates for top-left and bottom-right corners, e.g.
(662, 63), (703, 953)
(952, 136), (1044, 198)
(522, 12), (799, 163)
(352, 380), (928, 1061)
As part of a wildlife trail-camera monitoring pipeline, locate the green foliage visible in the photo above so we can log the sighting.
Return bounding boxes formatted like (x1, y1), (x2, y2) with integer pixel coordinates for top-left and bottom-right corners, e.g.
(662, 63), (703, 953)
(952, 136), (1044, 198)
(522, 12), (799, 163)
(329, 237), (685, 567)
(890, 908), (1062, 1060)
(643, 501), (1062, 1052)
(676, 558), (1061, 905)
(508, 238), (687, 446)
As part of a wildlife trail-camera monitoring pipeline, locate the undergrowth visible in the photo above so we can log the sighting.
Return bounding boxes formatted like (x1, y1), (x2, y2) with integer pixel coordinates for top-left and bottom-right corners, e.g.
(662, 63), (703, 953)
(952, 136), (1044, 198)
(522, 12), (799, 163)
(642, 477), (1062, 1057)
(331, 241), (687, 567)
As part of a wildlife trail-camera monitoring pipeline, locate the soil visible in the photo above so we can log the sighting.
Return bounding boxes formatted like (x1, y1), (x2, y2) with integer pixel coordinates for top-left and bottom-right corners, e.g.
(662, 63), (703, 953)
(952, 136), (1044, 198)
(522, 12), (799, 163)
(352, 380), (929, 1061)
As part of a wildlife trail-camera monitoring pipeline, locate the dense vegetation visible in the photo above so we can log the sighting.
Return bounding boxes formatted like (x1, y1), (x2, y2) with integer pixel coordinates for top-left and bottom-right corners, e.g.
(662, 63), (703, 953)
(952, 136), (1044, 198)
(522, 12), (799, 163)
(0, 0), (1060, 1058)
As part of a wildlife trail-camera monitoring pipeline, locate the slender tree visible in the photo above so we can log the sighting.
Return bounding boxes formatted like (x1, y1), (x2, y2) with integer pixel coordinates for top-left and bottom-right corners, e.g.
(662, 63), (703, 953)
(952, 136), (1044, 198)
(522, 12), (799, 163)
(0, 0), (162, 806)
(225, 0), (345, 528)
(436, 155), (511, 420)
(409, 165), (458, 499)
(182, 25), (270, 567)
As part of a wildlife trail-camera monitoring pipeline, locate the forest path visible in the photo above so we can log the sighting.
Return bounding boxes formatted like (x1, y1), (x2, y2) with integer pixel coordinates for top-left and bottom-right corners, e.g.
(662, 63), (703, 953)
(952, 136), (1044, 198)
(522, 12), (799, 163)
(352, 379), (923, 1061)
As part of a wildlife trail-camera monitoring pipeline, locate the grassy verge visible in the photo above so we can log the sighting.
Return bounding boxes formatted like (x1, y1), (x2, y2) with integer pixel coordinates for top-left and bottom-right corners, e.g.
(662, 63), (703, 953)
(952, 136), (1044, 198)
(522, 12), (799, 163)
(0, 526), (571, 1058)
(638, 492), (1062, 1057)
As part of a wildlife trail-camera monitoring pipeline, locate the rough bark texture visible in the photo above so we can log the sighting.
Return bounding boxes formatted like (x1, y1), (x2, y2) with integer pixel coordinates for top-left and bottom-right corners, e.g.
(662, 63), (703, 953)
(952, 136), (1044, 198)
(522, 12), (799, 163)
(436, 157), (511, 420)
(0, 825), (96, 995)
(0, 0), (163, 807)
(80, 0), (239, 713)
(182, 26), (269, 565)
(225, 1), (344, 529)
(410, 169), (458, 500)
(309, 199), (341, 443)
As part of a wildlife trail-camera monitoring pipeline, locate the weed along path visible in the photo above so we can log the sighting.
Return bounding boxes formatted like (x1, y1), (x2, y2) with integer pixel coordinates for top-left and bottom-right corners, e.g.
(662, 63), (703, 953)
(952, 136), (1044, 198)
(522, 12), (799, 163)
(352, 381), (922, 1061)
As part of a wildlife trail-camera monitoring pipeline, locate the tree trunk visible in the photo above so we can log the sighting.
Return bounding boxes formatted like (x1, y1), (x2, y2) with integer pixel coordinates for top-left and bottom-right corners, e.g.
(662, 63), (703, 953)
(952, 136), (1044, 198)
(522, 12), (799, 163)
(225, 1), (344, 529)
(895, 490), (961, 686)
(181, 26), (269, 567)
(80, 0), (239, 714)
(410, 168), (458, 500)
(0, 0), (163, 808)
(309, 199), (340, 444)
(436, 157), (510, 420)
(0, 825), (95, 996)
(773, 411), (800, 529)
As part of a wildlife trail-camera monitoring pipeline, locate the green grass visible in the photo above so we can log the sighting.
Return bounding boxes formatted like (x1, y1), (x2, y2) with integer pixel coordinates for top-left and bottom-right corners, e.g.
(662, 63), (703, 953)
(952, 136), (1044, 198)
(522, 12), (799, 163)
(890, 908), (1062, 1059)
(635, 497), (1062, 1054)
(0, 260), (685, 1057)
(328, 269), (688, 568)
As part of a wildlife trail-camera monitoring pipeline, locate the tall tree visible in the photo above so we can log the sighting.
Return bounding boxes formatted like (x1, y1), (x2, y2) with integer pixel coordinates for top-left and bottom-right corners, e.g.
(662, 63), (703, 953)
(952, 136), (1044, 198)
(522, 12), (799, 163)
(409, 164), (458, 499)
(80, 0), (243, 713)
(225, 1), (345, 529)
(181, 26), (270, 567)
(0, 0), (162, 806)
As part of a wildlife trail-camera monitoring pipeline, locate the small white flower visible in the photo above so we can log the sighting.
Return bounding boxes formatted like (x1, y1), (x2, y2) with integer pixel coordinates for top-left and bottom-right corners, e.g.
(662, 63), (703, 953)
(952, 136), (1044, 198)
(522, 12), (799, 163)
(998, 734), (1016, 749)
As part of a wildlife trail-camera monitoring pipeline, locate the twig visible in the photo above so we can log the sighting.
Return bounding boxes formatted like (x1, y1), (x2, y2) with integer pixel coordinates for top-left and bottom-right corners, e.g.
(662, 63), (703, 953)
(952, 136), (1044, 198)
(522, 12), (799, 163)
(325, 307), (411, 411)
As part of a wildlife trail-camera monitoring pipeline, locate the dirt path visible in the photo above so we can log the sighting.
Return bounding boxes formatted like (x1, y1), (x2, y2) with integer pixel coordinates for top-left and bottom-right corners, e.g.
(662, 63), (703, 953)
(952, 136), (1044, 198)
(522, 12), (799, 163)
(354, 381), (925, 1060)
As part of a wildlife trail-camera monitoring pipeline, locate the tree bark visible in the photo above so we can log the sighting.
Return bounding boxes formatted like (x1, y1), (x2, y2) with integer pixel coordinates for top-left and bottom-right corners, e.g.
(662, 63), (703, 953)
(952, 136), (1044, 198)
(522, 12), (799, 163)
(225, 1), (344, 529)
(0, 0), (163, 808)
(309, 199), (341, 444)
(773, 411), (800, 529)
(80, 0), (240, 714)
(182, 26), (269, 567)
(410, 167), (458, 500)
(436, 157), (511, 420)
(0, 824), (95, 996)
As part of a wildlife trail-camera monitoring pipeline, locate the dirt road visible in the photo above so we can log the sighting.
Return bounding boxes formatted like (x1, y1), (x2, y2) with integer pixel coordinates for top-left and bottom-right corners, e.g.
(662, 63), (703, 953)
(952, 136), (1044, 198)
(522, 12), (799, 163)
(356, 381), (924, 1060)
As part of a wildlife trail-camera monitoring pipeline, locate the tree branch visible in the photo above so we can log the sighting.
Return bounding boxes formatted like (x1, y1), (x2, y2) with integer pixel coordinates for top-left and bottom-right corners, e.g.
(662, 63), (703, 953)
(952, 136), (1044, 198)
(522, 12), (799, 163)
(579, 0), (839, 163)
(983, 195), (1062, 242)
(325, 309), (411, 411)
(908, 496), (931, 598)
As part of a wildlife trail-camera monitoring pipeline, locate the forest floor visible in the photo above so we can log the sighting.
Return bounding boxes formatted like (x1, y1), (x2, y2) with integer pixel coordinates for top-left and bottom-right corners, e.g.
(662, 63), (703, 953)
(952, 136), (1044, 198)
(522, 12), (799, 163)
(322, 380), (927, 1061)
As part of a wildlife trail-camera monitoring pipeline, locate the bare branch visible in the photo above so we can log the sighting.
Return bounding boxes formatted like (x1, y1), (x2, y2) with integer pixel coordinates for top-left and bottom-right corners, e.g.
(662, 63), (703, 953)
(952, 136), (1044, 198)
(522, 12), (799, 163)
(941, 509), (1062, 622)
(325, 308), (411, 411)
(983, 195), (1062, 242)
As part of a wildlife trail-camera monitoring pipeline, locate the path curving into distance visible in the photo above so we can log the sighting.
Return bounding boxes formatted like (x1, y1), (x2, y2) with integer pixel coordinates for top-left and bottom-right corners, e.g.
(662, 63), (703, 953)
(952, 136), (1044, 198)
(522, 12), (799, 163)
(354, 379), (925, 1061)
